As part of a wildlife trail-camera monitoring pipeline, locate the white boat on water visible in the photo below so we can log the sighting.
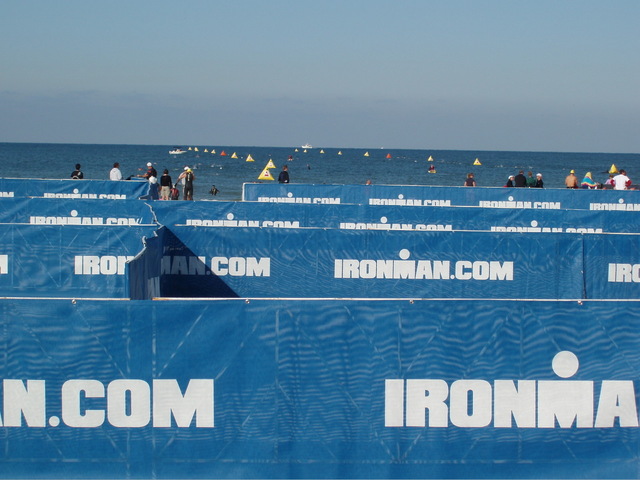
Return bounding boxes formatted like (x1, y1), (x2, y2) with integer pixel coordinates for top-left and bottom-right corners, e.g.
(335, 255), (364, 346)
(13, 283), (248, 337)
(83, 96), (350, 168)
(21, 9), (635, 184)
(301, 143), (312, 149)
(169, 148), (186, 155)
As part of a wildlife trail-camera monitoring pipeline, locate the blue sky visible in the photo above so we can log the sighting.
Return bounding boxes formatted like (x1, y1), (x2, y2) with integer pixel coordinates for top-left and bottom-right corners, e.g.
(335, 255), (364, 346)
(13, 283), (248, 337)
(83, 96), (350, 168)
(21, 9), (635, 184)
(2, 0), (639, 152)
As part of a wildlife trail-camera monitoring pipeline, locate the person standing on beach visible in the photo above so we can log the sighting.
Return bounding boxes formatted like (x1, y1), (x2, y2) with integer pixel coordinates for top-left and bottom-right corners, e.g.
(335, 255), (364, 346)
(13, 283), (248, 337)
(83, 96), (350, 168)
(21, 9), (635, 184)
(139, 162), (157, 180)
(109, 162), (122, 180)
(278, 165), (290, 183)
(178, 167), (195, 200)
(526, 171), (537, 187)
(612, 169), (631, 190)
(565, 170), (578, 188)
(70, 164), (83, 179)
(160, 169), (172, 200)
(535, 173), (544, 188)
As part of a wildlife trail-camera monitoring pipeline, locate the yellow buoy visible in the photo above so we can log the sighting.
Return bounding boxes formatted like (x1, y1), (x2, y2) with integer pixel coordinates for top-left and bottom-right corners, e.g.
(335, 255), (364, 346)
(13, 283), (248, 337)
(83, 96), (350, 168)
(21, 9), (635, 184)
(258, 167), (274, 181)
(473, 158), (482, 166)
(265, 159), (276, 169)
(338, 151), (342, 155)
(427, 155), (433, 161)
(364, 152), (370, 157)
(246, 154), (254, 162)
(609, 164), (619, 174)
(231, 152), (238, 159)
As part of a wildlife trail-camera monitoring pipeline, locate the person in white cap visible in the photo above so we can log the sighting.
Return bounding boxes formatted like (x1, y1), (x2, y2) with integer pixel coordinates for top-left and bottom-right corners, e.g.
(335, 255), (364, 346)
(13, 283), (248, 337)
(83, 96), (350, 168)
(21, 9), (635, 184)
(138, 162), (157, 180)
(136, 162), (159, 199)
(535, 173), (544, 188)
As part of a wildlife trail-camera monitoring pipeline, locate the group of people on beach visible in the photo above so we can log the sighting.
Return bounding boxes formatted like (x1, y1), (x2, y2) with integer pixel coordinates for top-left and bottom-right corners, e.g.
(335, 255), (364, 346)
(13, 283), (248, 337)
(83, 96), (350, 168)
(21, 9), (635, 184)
(462, 169), (633, 190)
(503, 171), (545, 188)
(134, 163), (196, 201)
(464, 171), (543, 188)
(70, 162), (197, 200)
(70, 158), (293, 201)
(564, 169), (632, 190)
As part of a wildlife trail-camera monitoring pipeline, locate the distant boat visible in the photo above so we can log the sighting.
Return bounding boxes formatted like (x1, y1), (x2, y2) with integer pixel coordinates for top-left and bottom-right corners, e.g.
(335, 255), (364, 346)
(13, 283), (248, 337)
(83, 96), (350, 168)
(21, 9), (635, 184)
(169, 148), (186, 155)
(301, 144), (312, 149)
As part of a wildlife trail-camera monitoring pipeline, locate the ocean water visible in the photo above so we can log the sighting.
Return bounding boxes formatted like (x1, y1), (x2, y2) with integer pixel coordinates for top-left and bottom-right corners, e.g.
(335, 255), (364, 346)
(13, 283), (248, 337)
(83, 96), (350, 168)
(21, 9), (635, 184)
(0, 142), (637, 201)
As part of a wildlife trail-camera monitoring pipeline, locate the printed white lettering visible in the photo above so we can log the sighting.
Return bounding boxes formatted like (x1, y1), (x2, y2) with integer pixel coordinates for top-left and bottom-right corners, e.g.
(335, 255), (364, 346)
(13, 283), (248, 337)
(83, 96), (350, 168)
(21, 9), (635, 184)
(29, 216), (140, 225)
(43, 193), (127, 199)
(479, 201), (561, 210)
(74, 256), (133, 275)
(340, 222), (452, 231)
(56, 379), (214, 429)
(62, 380), (105, 428)
(1, 380), (45, 427)
(257, 196), (340, 204)
(107, 380), (151, 428)
(385, 352), (638, 429)
(591, 203), (640, 211)
(153, 379), (214, 428)
(210, 257), (270, 277)
(368, 198), (452, 207)
(159, 256), (270, 277)
(490, 226), (602, 234)
(0, 255), (7, 274)
(335, 250), (512, 281)
(608, 263), (640, 283)
(186, 219), (300, 228)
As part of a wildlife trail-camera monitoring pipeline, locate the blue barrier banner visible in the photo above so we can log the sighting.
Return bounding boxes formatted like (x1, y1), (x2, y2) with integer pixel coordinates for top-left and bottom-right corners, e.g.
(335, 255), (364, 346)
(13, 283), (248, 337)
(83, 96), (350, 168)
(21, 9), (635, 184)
(0, 197), (156, 225)
(0, 298), (638, 479)
(0, 224), (155, 297)
(242, 183), (640, 211)
(0, 178), (149, 199)
(584, 234), (640, 299)
(152, 200), (640, 233)
(129, 226), (586, 299)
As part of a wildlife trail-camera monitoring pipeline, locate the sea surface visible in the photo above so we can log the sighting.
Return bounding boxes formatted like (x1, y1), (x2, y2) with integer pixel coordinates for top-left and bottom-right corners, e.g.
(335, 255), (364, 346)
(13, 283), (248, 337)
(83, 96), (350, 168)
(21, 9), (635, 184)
(0, 142), (638, 201)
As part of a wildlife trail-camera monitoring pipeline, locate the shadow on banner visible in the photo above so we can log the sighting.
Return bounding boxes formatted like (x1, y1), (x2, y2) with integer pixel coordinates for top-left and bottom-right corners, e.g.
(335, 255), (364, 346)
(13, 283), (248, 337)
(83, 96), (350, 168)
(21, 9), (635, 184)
(128, 226), (239, 299)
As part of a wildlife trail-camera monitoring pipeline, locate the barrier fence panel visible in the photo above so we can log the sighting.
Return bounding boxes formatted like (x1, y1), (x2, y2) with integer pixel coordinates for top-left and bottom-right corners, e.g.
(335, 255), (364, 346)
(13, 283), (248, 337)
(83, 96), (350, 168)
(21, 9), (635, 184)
(583, 234), (640, 299)
(151, 200), (640, 233)
(0, 298), (638, 479)
(0, 178), (149, 199)
(242, 183), (640, 211)
(129, 226), (587, 299)
(0, 224), (155, 297)
(0, 197), (156, 225)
